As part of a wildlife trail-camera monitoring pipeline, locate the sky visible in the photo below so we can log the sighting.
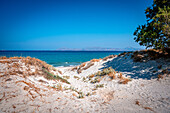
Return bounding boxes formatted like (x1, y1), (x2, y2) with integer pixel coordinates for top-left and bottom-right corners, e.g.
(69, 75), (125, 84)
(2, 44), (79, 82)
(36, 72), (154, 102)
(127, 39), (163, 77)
(0, 0), (153, 50)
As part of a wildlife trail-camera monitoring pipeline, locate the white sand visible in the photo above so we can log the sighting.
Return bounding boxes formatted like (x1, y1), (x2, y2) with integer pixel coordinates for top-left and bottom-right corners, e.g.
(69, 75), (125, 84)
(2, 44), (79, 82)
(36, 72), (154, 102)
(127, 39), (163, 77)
(0, 53), (169, 113)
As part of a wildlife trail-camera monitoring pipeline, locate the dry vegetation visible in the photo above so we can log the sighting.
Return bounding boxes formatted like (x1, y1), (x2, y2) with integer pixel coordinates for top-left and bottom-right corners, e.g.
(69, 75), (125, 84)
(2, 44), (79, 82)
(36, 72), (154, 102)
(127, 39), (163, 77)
(72, 61), (94, 74)
(118, 77), (131, 84)
(131, 49), (170, 62)
(102, 55), (116, 61)
(0, 56), (70, 84)
(83, 67), (131, 84)
(71, 54), (117, 74)
(90, 58), (102, 62)
(135, 100), (155, 113)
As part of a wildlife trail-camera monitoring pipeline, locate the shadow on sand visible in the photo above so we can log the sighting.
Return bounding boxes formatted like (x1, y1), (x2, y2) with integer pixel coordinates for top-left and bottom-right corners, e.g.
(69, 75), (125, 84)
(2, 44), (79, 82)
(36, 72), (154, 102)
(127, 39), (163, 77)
(100, 55), (163, 80)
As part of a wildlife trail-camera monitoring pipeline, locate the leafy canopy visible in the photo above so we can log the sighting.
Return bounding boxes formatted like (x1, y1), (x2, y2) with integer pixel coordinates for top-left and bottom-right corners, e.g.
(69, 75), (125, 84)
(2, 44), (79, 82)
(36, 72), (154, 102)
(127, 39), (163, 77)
(134, 0), (170, 50)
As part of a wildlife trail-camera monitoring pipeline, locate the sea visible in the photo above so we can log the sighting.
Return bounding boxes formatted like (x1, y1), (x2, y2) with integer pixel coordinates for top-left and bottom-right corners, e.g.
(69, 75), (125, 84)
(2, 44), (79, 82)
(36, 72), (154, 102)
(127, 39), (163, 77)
(0, 51), (123, 67)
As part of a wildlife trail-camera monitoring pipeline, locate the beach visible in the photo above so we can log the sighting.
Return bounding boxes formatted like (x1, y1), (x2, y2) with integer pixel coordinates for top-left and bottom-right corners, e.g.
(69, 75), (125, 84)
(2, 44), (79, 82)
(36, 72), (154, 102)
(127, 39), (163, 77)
(0, 50), (169, 113)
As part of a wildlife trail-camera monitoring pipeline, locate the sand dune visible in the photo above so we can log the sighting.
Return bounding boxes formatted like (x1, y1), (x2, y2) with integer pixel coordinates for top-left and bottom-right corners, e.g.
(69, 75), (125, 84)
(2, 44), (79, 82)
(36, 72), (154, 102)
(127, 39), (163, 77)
(0, 51), (169, 113)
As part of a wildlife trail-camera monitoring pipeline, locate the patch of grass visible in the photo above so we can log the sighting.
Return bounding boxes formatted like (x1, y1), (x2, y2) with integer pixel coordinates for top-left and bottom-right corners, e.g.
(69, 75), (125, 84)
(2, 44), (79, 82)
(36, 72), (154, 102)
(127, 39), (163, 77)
(95, 67), (116, 77)
(88, 67), (118, 84)
(42, 68), (70, 84)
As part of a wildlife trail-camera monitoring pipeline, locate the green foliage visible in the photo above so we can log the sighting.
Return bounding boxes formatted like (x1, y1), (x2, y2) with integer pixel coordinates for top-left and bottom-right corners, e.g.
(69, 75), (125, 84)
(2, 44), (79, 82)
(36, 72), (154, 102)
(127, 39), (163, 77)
(134, 0), (170, 50)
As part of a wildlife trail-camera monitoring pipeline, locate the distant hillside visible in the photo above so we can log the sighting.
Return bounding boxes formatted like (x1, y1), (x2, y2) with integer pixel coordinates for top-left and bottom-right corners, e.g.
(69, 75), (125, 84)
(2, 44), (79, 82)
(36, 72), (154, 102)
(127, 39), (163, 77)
(56, 47), (142, 51)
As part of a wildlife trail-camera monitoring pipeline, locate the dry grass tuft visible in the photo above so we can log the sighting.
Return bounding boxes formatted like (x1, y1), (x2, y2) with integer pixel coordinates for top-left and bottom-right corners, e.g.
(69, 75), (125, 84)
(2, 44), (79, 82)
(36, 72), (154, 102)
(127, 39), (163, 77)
(58, 70), (62, 75)
(72, 93), (77, 97)
(103, 55), (115, 61)
(117, 73), (131, 84)
(90, 59), (101, 62)
(117, 73), (123, 79)
(56, 84), (63, 90)
(108, 72), (116, 79)
(89, 74), (95, 78)
(143, 107), (154, 111)
(74, 75), (80, 80)
(157, 74), (163, 81)
(16, 80), (42, 97)
(77, 62), (94, 74)
(0, 56), (7, 59)
(0, 92), (5, 102)
(63, 75), (70, 79)
(23, 86), (29, 91)
(0, 60), (12, 64)
(135, 100), (140, 106)
(38, 79), (48, 84)
(79, 63), (86, 68)
(71, 66), (78, 71)
(83, 62), (94, 70)
(119, 78), (130, 84)
(77, 69), (82, 74)
(157, 65), (162, 69)
(135, 100), (155, 112)
(12, 63), (20, 68)
(162, 69), (169, 74)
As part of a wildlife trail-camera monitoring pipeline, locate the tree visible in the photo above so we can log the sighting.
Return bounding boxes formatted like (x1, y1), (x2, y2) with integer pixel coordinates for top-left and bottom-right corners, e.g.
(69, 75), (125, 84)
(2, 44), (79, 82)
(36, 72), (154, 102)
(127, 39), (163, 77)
(134, 0), (170, 50)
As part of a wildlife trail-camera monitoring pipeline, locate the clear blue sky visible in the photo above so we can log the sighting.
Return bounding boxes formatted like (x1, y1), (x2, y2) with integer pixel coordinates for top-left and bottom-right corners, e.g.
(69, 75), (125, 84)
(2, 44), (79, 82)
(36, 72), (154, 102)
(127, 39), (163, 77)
(0, 0), (153, 50)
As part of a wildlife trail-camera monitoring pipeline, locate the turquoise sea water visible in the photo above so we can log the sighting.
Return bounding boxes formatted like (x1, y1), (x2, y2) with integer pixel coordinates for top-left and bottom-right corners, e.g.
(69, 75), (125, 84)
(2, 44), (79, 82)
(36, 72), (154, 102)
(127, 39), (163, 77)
(0, 51), (123, 67)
